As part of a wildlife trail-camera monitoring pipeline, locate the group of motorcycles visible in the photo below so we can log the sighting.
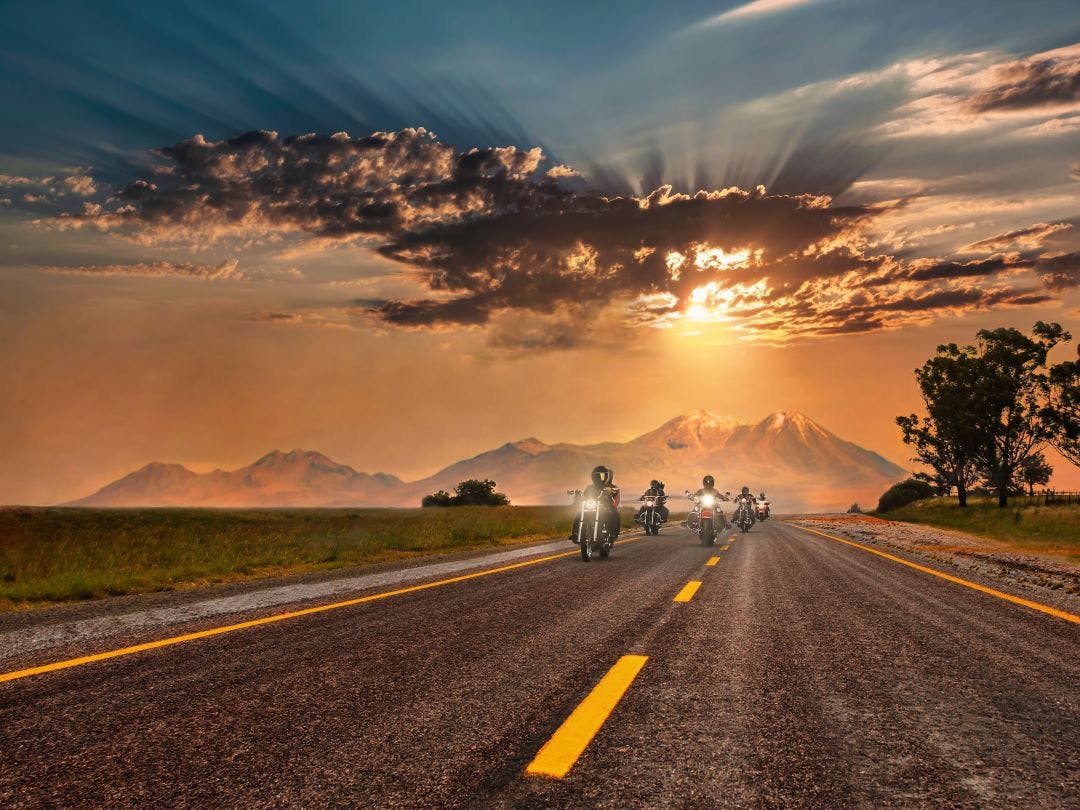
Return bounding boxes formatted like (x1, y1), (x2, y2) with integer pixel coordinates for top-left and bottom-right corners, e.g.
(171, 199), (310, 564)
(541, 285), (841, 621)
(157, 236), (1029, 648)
(567, 465), (771, 561)
(685, 487), (770, 547)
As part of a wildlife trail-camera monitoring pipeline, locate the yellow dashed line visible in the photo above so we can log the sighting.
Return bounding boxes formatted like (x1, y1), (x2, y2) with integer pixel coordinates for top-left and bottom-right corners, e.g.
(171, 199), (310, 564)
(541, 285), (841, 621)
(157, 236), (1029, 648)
(526, 655), (649, 778)
(673, 580), (702, 602)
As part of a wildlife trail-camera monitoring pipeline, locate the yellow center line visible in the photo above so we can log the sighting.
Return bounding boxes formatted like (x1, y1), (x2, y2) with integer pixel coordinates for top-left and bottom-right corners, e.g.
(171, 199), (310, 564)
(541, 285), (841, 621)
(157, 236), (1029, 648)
(786, 522), (1080, 625)
(705, 556), (720, 566)
(673, 580), (702, 602)
(525, 654), (648, 779)
(719, 544), (730, 551)
(2, 536), (650, 685)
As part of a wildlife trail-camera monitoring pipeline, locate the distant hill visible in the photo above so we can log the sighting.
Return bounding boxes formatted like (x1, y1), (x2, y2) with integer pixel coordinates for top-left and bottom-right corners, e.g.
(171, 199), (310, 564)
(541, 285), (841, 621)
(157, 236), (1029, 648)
(71, 411), (908, 512)
(69, 450), (403, 507)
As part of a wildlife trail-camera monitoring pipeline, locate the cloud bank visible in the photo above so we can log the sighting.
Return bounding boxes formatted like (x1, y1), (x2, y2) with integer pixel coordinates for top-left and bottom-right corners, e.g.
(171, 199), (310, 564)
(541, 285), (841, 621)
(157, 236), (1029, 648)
(49, 125), (1078, 347)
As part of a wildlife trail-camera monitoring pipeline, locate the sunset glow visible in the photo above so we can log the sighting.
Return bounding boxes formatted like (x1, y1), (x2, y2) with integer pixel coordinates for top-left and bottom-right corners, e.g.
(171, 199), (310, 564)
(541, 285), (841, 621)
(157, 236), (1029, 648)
(1, 1), (1078, 503)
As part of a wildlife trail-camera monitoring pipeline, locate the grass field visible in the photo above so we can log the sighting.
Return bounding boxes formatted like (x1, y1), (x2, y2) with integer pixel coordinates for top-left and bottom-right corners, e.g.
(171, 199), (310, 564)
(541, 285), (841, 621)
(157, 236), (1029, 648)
(878, 497), (1080, 563)
(0, 506), (589, 612)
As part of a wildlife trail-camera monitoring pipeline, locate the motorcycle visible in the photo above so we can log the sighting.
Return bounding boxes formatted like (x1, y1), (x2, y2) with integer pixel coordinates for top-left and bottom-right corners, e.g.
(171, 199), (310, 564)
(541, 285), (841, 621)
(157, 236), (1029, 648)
(754, 501), (770, 521)
(685, 489), (729, 547)
(567, 488), (617, 561)
(732, 497), (756, 533)
(635, 494), (666, 535)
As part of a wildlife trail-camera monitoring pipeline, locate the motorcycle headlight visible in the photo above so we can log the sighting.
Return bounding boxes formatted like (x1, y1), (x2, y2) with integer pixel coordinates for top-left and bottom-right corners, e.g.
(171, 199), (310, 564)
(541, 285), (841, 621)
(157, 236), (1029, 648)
(702, 494), (715, 507)
(584, 499), (598, 510)
(645, 499), (655, 507)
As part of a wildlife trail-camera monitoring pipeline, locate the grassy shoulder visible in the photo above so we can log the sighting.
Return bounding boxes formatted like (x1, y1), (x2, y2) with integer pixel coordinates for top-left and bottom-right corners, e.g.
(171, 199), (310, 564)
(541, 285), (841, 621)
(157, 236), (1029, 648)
(875, 497), (1080, 563)
(0, 506), (580, 612)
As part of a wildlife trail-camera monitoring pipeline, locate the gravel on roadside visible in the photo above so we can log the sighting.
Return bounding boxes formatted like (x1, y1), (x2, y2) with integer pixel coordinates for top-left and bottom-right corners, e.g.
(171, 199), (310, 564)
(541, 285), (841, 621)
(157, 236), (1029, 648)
(787, 513), (1080, 615)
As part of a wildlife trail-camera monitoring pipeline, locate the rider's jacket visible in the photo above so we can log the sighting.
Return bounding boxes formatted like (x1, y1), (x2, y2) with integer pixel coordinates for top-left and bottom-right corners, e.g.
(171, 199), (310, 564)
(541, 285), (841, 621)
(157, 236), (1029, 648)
(693, 486), (725, 512)
(583, 483), (621, 510)
(641, 485), (667, 502)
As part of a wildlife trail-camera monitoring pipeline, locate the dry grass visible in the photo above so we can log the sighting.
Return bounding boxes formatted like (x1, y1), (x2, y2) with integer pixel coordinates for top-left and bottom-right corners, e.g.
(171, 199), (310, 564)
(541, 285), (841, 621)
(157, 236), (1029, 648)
(0, 506), (578, 611)
(876, 497), (1080, 563)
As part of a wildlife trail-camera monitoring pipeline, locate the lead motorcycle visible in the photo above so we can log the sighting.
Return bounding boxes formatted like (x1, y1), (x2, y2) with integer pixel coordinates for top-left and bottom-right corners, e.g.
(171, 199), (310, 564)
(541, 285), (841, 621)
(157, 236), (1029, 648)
(567, 489), (617, 561)
(685, 489), (729, 547)
(636, 493), (666, 535)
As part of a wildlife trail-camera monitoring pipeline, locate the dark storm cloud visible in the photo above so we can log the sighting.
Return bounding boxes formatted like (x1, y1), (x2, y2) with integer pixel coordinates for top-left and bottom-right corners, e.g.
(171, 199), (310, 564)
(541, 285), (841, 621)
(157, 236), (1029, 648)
(967, 47), (1080, 112)
(63, 128), (552, 242)
(905, 255), (1024, 282)
(373, 185), (869, 327)
(57, 127), (1077, 345)
(1036, 251), (1080, 291)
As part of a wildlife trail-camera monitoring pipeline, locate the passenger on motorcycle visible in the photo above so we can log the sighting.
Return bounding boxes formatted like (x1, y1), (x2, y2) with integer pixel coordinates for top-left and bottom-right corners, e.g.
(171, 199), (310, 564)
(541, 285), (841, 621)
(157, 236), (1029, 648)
(570, 465), (621, 543)
(636, 479), (669, 524)
(690, 475), (728, 529)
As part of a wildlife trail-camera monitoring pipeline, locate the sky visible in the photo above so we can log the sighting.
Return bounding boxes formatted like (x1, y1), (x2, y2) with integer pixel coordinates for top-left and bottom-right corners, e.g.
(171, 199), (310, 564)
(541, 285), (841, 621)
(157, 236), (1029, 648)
(1, 0), (1079, 503)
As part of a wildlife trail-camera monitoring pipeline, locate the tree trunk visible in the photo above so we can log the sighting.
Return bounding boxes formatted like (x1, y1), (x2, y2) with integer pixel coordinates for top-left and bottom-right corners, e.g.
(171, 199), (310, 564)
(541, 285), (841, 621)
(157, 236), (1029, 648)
(998, 480), (1008, 508)
(957, 479), (968, 508)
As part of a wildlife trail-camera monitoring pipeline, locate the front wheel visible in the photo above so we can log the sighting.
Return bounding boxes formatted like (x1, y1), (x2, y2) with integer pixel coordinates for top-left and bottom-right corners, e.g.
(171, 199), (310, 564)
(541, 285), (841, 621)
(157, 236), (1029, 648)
(701, 520), (715, 547)
(579, 519), (594, 561)
(599, 544), (610, 558)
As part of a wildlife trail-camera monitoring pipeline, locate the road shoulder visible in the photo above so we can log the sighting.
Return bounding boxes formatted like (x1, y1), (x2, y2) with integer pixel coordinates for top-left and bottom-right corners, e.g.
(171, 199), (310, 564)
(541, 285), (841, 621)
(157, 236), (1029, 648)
(786, 514), (1079, 617)
(0, 534), (585, 665)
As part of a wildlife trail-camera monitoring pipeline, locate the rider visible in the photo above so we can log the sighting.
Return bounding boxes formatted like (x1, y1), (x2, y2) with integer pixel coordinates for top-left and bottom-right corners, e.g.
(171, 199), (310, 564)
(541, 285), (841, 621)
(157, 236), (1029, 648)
(570, 465), (621, 542)
(733, 486), (756, 522)
(636, 479), (669, 525)
(691, 475), (728, 529)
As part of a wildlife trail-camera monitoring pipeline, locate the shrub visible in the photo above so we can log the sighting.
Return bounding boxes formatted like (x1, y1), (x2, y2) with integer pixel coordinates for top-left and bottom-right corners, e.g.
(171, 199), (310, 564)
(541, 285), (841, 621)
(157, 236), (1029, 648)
(877, 478), (935, 513)
(421, 479), (510, 507)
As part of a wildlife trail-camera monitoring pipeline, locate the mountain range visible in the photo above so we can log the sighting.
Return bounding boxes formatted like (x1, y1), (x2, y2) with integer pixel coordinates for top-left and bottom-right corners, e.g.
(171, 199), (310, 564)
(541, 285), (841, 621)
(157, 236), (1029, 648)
(70, 411), (907, 513)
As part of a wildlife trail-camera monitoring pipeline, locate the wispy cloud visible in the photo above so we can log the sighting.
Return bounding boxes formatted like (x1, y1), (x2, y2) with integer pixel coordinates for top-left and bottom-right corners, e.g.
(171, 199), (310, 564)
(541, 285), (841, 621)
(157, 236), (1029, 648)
(691, 0), (822, 29)
(39, 258), (301, 282)
(964, 222), (1072, 252)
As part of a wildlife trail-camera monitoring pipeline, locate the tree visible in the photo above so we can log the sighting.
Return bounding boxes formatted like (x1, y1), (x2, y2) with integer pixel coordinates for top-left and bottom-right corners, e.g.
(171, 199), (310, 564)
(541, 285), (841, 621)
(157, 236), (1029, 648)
(897, 344), (984, 507)
(421, 479), (510, 507)
(452, 479), (510, 506)
(1044, 349), (1080, 467)
(421, 490), (454, 507)
(1018, 452), (1053, 496)
(968, 322), (1069, 508)
(876, 478), (935, 513)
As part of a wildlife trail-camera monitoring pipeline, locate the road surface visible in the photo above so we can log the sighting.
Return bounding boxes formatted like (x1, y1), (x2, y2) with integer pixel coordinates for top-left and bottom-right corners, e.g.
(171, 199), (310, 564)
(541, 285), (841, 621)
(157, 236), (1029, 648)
(1, 519), (1077, 808)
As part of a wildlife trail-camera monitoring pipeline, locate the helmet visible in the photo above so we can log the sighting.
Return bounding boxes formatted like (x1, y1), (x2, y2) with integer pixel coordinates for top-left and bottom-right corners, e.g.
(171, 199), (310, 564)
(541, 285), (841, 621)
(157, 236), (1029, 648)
(703, 475), (715, 488)
(591, 465), (612, 487)
(759, 492), (766, 499)
(650, 479), (660, 489)
(741, 486), (750, 495)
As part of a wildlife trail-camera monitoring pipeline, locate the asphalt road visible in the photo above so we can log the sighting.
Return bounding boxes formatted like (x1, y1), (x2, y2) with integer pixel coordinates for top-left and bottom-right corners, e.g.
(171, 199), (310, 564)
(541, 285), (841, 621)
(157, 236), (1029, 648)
(1, 520), (1078, 808)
